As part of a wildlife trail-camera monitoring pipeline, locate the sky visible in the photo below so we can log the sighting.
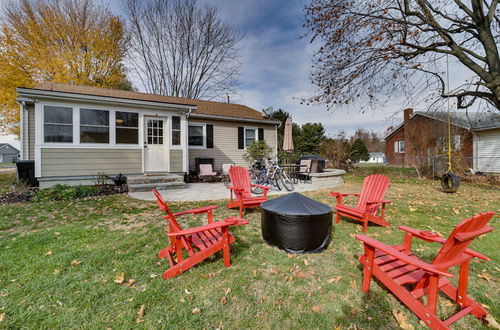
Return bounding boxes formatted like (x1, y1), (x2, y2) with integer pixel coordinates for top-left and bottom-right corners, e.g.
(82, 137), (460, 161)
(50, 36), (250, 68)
(1, 0), (478, 148)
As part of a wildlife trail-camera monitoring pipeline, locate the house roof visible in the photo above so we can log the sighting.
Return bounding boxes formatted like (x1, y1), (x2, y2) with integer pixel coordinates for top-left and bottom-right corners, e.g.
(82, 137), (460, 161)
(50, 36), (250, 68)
(369, 152), (385, 157)
(22, 82), (278, 123)
(0, 143), (20, 154)
(383, 110), (500, 141)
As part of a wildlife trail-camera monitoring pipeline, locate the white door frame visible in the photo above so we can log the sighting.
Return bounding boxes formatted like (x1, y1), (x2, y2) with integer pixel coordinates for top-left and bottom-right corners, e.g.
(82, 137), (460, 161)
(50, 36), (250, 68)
(144, 116), (169, 172)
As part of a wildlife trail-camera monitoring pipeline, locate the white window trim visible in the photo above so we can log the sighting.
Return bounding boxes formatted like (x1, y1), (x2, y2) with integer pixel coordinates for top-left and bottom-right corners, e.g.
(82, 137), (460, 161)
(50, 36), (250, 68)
(188, 123), (206, 149)
(79, 108), (111, 144)
(398, 141), (405, 154)
(42, 105), (75, 145)
(170, 115), (182, 148)
(244, 126), (258, 149)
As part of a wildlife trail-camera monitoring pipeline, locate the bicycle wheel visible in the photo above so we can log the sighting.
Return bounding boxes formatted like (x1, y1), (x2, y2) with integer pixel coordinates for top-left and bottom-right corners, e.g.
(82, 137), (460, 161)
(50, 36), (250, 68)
(272, 171), (281, 191)
(249, 171), (264, 194)
(279, 170), (295, 191)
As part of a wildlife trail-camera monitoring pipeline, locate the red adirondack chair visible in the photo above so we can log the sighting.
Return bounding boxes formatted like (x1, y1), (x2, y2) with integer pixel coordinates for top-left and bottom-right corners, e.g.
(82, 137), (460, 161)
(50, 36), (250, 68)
(329, 174), (391, 232)
(152, 189), (248, 279)
(226, 166), (269, 218)
(356, 211), (495, 329)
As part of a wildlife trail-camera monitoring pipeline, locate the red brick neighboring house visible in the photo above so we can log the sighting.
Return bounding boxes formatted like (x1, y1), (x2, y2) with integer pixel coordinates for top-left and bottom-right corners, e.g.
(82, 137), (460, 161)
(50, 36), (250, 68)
(383, 109), (500, 174)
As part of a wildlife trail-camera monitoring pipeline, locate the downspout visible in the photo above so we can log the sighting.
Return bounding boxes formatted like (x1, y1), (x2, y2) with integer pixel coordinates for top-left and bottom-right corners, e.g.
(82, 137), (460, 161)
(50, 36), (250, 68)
(19, 101), (26, 161)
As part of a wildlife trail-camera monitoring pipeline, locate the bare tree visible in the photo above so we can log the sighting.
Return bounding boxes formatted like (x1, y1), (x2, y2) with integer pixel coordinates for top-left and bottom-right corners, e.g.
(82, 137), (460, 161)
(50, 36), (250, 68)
(124, 0), (242, 99)
(303, 0), (500, 110)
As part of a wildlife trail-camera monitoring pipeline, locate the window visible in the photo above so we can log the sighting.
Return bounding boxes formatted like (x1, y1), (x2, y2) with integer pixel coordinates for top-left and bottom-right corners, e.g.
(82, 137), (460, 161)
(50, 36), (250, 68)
(398, 141), (405, 153)
(188, 124), (205, 147)
(172, 116), (181, 146)
(147, 119), (164, 144)
(116, 112), (139, 144)
(44, 106), (73, 143)
(245, 128), (257, 148)
(453, 135), (461, 151)
(80, 108), (109, 143)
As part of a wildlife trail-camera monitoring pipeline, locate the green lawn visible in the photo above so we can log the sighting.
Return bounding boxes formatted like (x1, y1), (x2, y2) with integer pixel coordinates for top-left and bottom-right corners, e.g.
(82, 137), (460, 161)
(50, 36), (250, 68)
(0, 174), (498, 328)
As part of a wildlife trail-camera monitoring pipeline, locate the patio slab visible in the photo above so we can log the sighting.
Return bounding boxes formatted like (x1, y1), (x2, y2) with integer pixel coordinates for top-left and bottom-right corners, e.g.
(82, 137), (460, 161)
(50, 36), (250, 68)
(129, 181), (328, 202)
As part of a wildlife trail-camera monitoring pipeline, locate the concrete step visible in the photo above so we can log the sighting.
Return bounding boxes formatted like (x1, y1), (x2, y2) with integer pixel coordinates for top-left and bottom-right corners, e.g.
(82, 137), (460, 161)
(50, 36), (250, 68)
(127, 174), (184, 185)
(128, 181), (186, 193)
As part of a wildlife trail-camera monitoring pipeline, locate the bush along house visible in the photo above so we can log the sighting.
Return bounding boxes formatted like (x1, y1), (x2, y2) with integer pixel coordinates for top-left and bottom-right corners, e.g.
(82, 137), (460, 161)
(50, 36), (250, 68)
(17, 82), (279, 189)
(383, 108), (500, 174)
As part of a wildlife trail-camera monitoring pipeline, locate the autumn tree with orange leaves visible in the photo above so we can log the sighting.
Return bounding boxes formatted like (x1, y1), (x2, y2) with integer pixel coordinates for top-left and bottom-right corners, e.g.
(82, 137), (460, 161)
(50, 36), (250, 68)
(0, 0), (132, 135)
(303, 0), (500, 111)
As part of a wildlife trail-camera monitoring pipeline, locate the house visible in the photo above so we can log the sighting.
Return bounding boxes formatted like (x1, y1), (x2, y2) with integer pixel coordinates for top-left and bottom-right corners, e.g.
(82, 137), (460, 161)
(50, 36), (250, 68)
(16, 82), (279, 188)
(359, 152), (386, 164)
(383, 108), (500, 173)
(0, 143), (20, 163)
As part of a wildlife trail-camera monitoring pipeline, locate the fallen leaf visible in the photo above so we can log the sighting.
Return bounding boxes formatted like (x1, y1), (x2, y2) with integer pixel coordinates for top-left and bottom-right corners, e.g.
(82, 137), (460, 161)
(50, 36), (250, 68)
(192, 307), (201, 314)
(124, 279), (136, 287)
(443, 300), (455, 307)
(53, 269), (60, 274)
(453, 209), (460, 214)
(149, 274), (159, 278)
(114, 272), (125, 284)
(478, 272), (491, 282)
(220, 296), (227, 305)
(45, 251), (53, 256)
(409, 207), (417, 212)
(184, 289), (192, 295)
(0, 313), (5, 322)
(136, 304), (146, 323)
(54, 232), (61, 236)
(70, 260), (80, 267)
(311, 306), (322, 312)
(350, 280), (357, 290)
(485, 315), (500, 329)
(303, 259), (310, 266)
(252, 269), (258, 277)
(327, 276), (341, 284)
(392, 310), (414, 330)
(480, 303), (490, 310)
(224, 288), (231, 295)
(296, 271), (309, 278)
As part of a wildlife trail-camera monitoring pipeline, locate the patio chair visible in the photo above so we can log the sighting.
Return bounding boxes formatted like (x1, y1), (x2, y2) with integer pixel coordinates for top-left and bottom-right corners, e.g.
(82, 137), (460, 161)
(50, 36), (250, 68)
(152, 189), (248, 279)
(329, 174), (391, 232)
(199, 164), (217, 177)
(297, 159), (312, 183)
(226, 166), (269, 218)
(221, 163), (234, 186)
(356, 211), (494, 329)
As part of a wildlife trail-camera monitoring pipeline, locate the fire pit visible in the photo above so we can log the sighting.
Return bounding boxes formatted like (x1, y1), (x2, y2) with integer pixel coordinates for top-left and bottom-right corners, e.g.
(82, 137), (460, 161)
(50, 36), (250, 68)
(261, 193), (333, 254)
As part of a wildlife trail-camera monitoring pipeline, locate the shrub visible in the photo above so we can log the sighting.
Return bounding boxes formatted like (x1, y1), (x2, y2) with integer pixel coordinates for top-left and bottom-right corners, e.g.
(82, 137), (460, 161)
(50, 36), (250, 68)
(31, 184), (99, 202)
(243, 140), (273, 163)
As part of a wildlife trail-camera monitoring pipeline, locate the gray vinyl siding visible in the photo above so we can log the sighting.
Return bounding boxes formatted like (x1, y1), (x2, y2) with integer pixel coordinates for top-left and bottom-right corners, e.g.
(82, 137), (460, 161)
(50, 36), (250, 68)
(41, 148), (142, 177)
(188, 119), (277, 171)
(170, 150), (183, 172)
(28, 105), (35, 160)
(474, 128), (500, 173)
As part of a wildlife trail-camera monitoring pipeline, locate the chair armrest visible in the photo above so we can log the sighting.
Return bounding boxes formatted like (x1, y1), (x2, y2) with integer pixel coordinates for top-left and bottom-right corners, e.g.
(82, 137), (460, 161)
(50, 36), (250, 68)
(356, 234), (454, 278)
(329, 192), (360, 197)
(251, 184), (270, 191)
(172, 205), (218, 217)
(227, 186), (244, 192)
(366, 200), (391, 204)
(168, 217), (249, 237)
(398, 226), (491, 261)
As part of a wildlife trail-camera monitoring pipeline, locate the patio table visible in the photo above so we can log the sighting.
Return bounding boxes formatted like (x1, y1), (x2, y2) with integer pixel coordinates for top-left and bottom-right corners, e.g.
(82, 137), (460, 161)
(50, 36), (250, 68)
(280, 164), (301, 184)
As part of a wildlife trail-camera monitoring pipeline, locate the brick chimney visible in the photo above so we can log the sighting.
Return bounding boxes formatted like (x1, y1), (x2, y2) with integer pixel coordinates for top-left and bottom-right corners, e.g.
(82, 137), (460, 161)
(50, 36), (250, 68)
(403, 108), (413, 125)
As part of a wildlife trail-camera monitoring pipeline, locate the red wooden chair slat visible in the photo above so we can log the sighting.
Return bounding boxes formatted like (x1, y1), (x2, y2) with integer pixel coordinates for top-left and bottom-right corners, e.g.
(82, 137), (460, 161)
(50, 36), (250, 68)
(329, 174), (391, 232)
(226, 166), (269, 217)
(152, 188), (248, 279)
(356, 211), (495, 329)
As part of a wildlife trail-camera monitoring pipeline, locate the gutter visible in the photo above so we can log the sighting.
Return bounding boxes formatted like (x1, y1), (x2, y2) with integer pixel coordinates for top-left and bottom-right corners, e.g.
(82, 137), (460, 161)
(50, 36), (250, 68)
(190, 113), (282, 125)
(16, 88), (196, 111)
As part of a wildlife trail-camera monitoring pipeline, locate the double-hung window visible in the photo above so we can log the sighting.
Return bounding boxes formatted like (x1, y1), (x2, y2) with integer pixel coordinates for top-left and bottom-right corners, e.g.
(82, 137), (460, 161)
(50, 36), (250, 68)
(398, 141), (405, 153)
(44, 106), (73, 143)
(188, 124), (205, 147)
(172, 116), (181, 146)
(115, 112), (139, 144)
(80, 108), (109, 143)
(245, 127), (257, 148)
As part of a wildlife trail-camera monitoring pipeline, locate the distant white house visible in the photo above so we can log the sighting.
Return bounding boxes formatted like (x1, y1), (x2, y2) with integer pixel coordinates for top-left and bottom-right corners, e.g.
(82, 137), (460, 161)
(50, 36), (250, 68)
(359, 152), (386, 164)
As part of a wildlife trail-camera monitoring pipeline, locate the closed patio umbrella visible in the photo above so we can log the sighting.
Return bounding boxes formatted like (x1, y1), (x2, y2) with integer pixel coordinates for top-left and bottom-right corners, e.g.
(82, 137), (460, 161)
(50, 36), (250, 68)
(283, 118), (294, 152)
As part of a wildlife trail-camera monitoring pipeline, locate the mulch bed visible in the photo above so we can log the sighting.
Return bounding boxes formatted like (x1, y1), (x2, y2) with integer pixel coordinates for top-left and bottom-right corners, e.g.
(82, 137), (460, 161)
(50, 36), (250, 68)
(0, 185), (128, 204)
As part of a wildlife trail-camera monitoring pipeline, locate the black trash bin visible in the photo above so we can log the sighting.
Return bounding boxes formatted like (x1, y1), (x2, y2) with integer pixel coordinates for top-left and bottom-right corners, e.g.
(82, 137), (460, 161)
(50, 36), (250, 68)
(261, 192), (333, 254)
(15, 160), (38, 186)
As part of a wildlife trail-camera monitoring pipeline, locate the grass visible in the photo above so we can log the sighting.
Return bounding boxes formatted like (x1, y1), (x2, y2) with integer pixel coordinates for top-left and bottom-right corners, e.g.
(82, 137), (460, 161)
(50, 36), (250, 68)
(0, 171), (15, 194)
(356, 163), (418, 176)
(0, 172), (498, 329)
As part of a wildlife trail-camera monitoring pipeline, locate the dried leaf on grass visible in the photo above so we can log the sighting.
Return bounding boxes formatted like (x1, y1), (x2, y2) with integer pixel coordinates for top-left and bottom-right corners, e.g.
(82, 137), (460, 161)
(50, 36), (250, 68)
(220, 296), (228, 305)
(70, 260), (81, 267)
(0, 313), (5, 322)
(327, 276), (341, 284)
(45, 251), (53, 256)
(350, 280), (357, 290)
(478, 272), (491, 282)
(136, 304), (146, 323)
(53, 269), (60, 274)
(124, 279), (136, 287)
(192, 307), (201, 314)
(392, 310), (414, 330)
(114, 272), (125, 284)
(252, 270), (258, 277)
(311, 306), (322, 312)
(485, 315), (500, 329)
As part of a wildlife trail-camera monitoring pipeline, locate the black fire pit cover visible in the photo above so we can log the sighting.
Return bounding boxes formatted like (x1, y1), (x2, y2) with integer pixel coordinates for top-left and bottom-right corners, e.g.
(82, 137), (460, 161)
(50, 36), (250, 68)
(261, 192), (333, 254)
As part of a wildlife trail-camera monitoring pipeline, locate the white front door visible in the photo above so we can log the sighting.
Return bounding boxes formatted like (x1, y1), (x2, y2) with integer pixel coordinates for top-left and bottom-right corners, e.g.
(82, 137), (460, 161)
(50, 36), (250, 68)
(144, 117), (168, 172)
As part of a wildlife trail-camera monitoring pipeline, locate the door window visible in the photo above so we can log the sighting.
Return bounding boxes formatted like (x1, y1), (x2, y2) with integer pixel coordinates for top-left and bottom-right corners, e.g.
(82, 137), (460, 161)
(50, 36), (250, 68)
(147, 119), (164, 144)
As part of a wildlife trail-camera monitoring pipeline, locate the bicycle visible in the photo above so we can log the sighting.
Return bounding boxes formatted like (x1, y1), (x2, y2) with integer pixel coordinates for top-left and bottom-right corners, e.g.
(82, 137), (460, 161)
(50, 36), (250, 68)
(249, 160), (294, 194)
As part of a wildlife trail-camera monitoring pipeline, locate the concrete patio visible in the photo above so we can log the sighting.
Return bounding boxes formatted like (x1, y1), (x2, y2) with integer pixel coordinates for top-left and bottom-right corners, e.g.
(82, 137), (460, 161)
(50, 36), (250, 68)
(129, 181), (328, 201)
